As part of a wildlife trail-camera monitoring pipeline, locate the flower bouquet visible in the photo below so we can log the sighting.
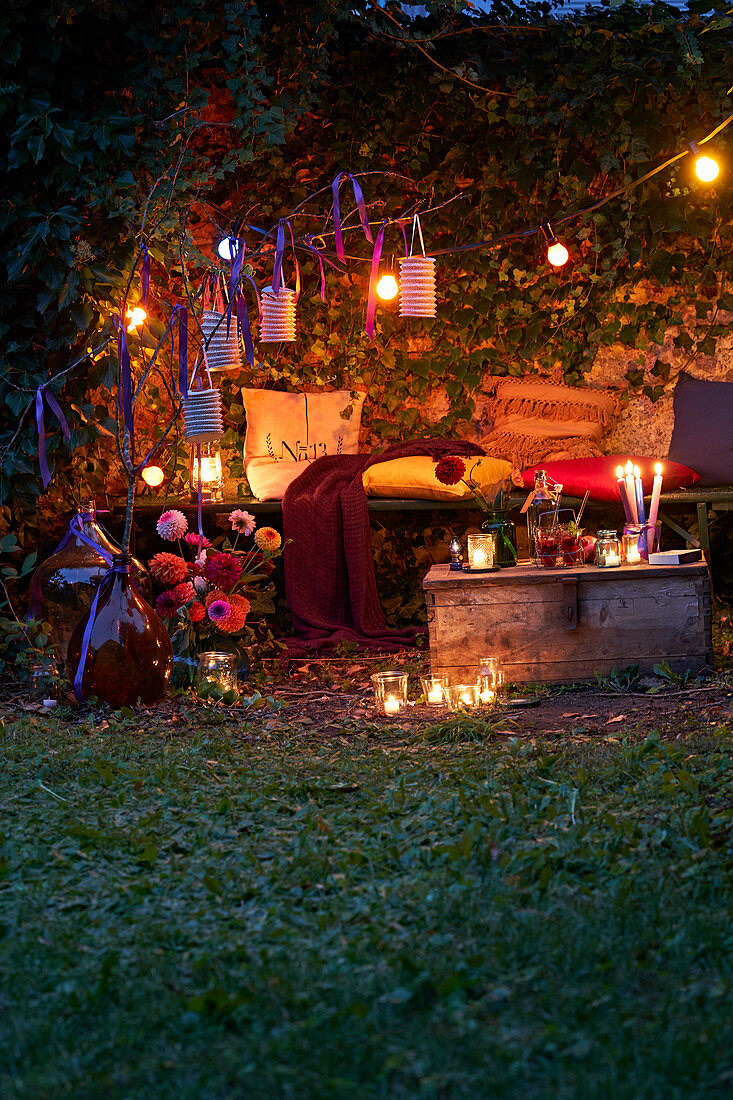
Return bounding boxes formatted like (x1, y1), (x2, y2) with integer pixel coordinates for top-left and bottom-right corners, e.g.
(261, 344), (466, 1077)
(148, 508), (284, 683)
(433, 455), (517, 566)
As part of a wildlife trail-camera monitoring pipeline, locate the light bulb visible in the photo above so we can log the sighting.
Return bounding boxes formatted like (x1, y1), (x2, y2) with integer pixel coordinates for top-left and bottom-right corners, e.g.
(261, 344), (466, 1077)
(695, 155), (719, 183)
(218, 236), (241, 261)
(376, 273), (399, 301)
(141, 465), (165, 488)
(126, 306), (147, 331)
(547, 241), (569, 267)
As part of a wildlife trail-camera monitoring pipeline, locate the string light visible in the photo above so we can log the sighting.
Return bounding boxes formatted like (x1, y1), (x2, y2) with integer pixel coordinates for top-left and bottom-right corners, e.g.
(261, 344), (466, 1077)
(126, 306), (147, 331)
(376, 271), (399, 300)
(689, 142), (719, 183)
(217, 236), (241, 261)
(541, 223), (569, 267)
(141, 465), (165, 487)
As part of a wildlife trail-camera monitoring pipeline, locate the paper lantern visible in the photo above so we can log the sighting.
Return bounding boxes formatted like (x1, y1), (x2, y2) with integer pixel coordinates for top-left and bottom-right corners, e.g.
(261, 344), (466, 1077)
(200, 309), (242, 373)
(399, 257), (436, 318)
(181, 387), (224, 444)
(259, 286), (297, 343)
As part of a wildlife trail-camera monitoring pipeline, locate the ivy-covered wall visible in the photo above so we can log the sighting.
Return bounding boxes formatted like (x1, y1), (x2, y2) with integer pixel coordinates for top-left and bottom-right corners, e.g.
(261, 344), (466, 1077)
(2, 0), (732, 541)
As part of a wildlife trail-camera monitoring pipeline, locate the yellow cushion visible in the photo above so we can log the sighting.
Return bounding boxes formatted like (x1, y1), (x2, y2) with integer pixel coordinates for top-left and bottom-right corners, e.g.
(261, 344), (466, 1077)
(362, 455), (513, 500)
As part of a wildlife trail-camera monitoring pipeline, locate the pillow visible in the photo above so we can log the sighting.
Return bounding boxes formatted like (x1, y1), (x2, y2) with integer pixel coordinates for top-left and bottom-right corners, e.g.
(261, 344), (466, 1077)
(244, 458), (311, 501)
(520, 455), (700, 502)
(363, 455), (513, 500)
(481, 379), (618, 468)
(668, 371), (733, 486)
(242, 388), (365, 461)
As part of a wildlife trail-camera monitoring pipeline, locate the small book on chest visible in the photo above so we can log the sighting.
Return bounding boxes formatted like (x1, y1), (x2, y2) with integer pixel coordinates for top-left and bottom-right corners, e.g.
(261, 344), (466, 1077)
(647, 548), (703, 565)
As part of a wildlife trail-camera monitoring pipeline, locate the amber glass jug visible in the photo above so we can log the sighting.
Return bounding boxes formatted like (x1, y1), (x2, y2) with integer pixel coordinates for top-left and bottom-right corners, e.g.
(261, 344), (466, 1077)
(29, 500), (150, 670)
(67, 553), (172, 707)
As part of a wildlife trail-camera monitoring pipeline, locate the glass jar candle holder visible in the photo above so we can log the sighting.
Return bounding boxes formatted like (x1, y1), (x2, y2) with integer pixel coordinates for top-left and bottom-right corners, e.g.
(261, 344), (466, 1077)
(371, 671), (408, 715)
(28, 656), (58, 704)
(421, 675), (448, 705)
(196, 651), (238, 697)
(595, 530), (621, 568)
(477, 656), (504, 706)
(446, 682), (480, 710)
(623, 521), (660, 563)
(190, 442), (224, 503)
(465, 532), (498, 572)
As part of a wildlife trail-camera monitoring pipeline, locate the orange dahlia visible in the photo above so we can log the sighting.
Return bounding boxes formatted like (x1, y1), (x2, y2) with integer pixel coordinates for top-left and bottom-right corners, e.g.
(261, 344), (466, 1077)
(188, 601), (206, 623)
(218, 593), (251, 634)
(149, 552), (189, 586)
(254, 526), (281, 552)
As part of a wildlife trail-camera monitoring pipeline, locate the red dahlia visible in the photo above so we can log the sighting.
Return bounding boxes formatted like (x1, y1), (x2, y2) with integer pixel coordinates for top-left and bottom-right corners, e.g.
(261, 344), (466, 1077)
(203, 551), (241, 589)
(434, 455), (466, 486)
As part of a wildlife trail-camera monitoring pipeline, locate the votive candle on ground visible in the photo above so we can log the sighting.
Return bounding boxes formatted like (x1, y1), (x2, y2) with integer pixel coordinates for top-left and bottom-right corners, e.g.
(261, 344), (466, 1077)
(478, 656), (504, 704)
(421, 675), (447, 705)
(371, 671), (409, 715)
(446, 683), (480, 709)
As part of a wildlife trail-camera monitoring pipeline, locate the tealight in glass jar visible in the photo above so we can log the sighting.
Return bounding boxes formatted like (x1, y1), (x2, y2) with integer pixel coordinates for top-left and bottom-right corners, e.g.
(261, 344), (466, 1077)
(595, 530), (621, 568)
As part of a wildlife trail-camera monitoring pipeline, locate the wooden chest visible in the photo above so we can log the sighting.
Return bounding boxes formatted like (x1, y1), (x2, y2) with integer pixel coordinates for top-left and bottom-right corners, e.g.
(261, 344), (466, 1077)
(422, 562), (713, 684)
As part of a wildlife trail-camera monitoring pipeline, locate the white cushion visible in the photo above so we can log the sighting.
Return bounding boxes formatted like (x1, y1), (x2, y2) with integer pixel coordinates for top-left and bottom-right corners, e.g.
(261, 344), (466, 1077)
(242, 388), (365, 461)
(245, 458), (312, 501)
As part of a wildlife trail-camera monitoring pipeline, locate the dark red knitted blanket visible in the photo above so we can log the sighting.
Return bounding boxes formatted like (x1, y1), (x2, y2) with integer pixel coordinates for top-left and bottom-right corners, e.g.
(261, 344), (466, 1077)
(282, 439), (484, 652)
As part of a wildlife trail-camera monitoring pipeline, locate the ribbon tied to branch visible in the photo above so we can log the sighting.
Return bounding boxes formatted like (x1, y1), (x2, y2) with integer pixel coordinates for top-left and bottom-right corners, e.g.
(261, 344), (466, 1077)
(35, 385), (71, 488)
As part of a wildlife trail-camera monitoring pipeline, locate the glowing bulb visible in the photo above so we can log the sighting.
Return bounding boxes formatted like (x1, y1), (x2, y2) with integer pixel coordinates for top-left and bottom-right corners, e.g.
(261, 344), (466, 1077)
(141, 465), (165, 488)
(218, 237), (241, 261)
(695, 155), (719, 183)
(376, 273), (399, 301)
(547, 241), (569, 267)
(126, 306), (147, 331)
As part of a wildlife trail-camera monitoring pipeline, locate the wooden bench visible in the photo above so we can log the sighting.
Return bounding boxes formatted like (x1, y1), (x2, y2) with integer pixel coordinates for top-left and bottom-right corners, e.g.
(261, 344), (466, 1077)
(120, 487), (733, 562)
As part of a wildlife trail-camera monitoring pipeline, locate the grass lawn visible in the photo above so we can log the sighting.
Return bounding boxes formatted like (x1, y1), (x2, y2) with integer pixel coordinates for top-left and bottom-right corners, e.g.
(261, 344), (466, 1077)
(2, 705), (733, 1099)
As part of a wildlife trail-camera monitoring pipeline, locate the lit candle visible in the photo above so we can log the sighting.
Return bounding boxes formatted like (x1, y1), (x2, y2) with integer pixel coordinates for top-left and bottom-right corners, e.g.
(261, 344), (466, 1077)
(460, 690), (472, 705)
(427, 687), (443, 704)
(616, 465), (633, 523)
(384, 695), (400, 715)
(633, 465), (646, 525)
(472, 548), (488, 568)
(479, 688), (496, 705)
(647, 462), (663, 553)
(626, 545), (641, 565)
(604, 551), (621, 566)
(625, 461), (638, 523)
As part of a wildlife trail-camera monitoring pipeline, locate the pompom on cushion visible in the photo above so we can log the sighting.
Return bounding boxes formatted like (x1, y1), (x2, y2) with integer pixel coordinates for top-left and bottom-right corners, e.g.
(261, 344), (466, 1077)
(242, 388), (365, 462)
(363, 455), (513, 500)
(481, 379), (618, 468)
(668, 371), (733, 487)
(520, 455), (700, 502)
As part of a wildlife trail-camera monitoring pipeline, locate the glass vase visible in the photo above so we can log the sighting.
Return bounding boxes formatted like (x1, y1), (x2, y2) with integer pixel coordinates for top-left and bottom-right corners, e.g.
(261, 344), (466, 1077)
(29, 500), (150, 670)
(67, 554), (173, 707)
(481, 512), (517, 568)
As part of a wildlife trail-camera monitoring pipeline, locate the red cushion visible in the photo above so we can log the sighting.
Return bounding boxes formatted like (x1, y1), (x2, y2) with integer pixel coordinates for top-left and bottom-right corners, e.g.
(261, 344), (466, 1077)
(520, 455), (700, 502)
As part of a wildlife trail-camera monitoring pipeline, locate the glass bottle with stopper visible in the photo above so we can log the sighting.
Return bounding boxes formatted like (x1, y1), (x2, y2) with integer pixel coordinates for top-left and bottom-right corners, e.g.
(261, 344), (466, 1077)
(525, 469), (562, 563)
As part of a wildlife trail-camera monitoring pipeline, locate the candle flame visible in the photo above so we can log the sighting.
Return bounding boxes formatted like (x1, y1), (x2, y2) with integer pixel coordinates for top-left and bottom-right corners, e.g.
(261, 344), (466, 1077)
(616, 466), (624, 479)
(633, 465), (641, 479)
(625, 460), (633, 475)
(655, 463), (662, 476)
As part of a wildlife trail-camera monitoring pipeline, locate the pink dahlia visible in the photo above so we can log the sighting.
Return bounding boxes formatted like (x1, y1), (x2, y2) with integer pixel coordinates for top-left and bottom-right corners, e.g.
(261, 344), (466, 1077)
(188, 601), (206, 623)
(218, 593), (251, 634)
(207, 598), (232, 624)
(155, 590), (178, 618)
(434, 455), (466, 486)
(204, 551), (241, 589)
(172, 581), (196, 608)
(254, 526), (281, 552)
(156, 509), (188, 541)
(184, 532), (211, 549)
(229, 509), (256, 536)
(149, 552), (189, 586)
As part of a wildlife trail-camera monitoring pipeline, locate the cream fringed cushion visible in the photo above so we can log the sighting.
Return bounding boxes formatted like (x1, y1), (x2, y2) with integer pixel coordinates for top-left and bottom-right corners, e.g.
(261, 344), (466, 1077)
(242, 388), (366, 462)
(481, 379), (618, 469)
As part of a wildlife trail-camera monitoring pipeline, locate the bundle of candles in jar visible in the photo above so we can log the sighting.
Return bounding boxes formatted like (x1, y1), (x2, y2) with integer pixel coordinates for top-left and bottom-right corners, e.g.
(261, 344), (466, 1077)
(616, 461), (663, 561)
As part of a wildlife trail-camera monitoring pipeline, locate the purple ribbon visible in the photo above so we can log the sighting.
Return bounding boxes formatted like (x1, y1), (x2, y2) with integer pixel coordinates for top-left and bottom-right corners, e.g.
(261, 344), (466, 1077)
(332, 172), (373, 262)
(272, 219), (301, 298)
(113, 315), (134, 453)
(73, 558), (126, 702)
(36, 386), (71, 488)
(365, 221), (388, 341)
(140, 245), (150, 309)
(236, 291), (255, 367)
(177, 307), (188, 399)
(29, 513), (113, 619)
(226, 240), (246, 339)
(196, 442), (204, 558)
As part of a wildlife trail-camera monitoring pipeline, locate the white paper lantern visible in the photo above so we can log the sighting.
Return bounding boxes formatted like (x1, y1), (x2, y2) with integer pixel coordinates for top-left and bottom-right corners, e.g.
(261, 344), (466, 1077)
(259, 286), (297, 343)
(181, 387), (224, 444)
(200, 309), (242, 373)
(399, 256), (436, 318)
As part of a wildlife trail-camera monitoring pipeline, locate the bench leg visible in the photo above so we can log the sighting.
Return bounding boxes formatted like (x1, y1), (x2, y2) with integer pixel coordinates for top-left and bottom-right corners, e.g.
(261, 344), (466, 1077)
(697, 502), (712, 571)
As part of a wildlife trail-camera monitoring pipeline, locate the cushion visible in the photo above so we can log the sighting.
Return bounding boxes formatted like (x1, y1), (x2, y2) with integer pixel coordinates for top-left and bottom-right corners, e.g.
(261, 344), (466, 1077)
(481, 379), (618, 468)
(363, 455), (513, 500)
(668, 371), (733, 487)
(520, 455), (700, 502)
(242, 388), (365, 461)
(245, 458), (311, 501)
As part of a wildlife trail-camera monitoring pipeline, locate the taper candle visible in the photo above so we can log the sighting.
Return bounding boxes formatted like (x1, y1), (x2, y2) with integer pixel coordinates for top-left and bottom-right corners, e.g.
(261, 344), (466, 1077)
(633, 465), (646, 525)
(647, 462), (663, 553)
(616, 465), (633, 523)
(624, 461), (638, 523)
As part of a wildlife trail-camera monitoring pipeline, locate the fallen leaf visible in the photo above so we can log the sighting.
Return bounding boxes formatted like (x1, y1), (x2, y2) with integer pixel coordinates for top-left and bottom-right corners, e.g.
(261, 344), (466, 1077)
(606, 714), (627, 724)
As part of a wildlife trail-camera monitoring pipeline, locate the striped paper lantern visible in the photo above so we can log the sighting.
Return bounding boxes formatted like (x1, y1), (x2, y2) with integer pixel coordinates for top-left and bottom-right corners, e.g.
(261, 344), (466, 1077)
(399, 256), (436, 318)
(259, 286), (297, 343)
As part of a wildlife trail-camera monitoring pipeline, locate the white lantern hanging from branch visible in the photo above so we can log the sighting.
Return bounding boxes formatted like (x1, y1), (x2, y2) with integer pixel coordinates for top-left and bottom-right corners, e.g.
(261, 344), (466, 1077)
(399, 256), (436, 318)
(181, 387), (224, 444)
(259, 285), (297, 343)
